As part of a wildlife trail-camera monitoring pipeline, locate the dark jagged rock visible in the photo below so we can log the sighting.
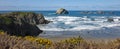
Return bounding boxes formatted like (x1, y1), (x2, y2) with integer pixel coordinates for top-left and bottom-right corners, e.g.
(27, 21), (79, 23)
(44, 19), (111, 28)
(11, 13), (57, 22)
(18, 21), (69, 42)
(0, 12), (50, 36)
(0, 23), (42, 36)
(107, 18), (114, 22)
(118, 19), (120, 21)
(56, 8), (69, 14)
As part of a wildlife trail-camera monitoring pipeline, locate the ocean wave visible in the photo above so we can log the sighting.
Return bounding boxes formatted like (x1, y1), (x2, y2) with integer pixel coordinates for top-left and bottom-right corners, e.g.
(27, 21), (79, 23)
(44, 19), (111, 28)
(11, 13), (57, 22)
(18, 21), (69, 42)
(38, 16), (120, 31)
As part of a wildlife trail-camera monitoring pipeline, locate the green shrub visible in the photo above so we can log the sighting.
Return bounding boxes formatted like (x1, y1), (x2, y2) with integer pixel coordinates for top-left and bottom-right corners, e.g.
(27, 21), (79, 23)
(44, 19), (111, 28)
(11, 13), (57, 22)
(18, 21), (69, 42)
(0, 16), (12, 25)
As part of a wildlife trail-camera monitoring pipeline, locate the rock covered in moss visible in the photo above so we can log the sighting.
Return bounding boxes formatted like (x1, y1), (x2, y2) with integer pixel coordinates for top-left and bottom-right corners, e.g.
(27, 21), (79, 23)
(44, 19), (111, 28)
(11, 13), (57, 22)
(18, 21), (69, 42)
(0, 16), (12, 25)
(1, 12), (50, 24)
(0, 12), (50, 36)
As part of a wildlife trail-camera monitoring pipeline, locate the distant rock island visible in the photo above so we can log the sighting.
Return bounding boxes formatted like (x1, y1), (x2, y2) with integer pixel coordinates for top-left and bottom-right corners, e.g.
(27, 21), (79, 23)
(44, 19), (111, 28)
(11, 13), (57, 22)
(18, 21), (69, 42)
(0, 12), (50, 36)
(80, 11), (113, 14)
(56, 8), (69, 14)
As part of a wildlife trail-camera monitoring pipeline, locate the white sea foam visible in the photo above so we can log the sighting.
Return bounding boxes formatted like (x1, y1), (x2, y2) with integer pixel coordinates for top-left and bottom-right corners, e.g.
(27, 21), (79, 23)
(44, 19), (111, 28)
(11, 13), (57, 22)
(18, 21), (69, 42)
(38, 16), (120, 31)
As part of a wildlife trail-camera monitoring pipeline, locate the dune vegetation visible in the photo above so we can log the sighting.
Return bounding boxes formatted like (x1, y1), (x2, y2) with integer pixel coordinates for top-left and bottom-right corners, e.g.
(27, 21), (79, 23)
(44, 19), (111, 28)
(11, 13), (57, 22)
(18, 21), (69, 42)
(0, 31), (120, 49)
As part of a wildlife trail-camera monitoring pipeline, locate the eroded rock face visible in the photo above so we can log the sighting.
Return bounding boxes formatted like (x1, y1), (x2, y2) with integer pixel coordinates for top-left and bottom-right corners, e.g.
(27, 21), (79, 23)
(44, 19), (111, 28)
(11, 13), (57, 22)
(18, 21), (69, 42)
(56, 8), (69, 14)
(0, 12), (49, 36)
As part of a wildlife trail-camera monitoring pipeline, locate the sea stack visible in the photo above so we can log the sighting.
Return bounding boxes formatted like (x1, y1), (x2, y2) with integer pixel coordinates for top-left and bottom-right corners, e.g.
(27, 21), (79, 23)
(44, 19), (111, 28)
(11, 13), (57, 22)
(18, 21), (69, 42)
(56, 8), (69, 14)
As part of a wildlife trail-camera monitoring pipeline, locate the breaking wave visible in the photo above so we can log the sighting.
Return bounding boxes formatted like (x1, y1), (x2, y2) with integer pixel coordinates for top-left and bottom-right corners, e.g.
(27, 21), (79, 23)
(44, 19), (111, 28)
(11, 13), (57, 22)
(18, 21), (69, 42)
(37, 16), (120, 31)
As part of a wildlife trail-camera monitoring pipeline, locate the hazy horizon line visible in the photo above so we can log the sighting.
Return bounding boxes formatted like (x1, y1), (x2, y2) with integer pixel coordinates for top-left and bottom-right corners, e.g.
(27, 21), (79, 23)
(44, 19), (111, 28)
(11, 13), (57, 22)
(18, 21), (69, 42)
(0, 10), (120, 11)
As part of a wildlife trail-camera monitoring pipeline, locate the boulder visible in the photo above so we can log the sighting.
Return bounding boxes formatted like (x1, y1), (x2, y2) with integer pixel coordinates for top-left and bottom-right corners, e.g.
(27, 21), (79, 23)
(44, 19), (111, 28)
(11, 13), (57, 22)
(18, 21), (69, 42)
(0, 12), (50, 36)
(56, 8), (69, 14)
(107, 18), (114, 22)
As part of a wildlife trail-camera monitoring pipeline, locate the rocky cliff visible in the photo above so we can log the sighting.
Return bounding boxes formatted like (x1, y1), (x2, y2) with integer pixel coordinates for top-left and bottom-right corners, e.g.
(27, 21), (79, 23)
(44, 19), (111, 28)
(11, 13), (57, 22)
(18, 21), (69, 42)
(0, 12), (50, 36)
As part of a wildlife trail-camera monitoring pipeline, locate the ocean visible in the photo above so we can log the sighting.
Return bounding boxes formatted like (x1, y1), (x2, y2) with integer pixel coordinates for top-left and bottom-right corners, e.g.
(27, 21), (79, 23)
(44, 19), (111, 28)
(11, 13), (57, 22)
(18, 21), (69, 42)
(36, 11), (120, 16)
(1, 11), (120, 39)
(35, 11), (120, 40)
(35, 11), (120, 31)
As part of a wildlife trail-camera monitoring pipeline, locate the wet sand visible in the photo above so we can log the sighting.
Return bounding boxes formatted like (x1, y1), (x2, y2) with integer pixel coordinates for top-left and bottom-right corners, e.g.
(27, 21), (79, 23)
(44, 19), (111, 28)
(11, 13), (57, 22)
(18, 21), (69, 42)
(38, 26), (120, 42)
(38, 31), (120, 42)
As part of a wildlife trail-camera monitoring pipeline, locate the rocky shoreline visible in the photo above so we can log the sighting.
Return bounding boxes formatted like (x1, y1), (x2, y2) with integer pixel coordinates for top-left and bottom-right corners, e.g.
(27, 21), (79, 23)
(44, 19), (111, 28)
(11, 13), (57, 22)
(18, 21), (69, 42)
(0, 12), (50, 36)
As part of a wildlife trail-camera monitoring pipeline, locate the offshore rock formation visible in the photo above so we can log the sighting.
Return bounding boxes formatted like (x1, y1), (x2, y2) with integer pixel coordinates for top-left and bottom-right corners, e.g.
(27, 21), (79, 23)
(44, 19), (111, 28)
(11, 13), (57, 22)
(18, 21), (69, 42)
(56, 8), (69, 14)
(0, 12), (50, 36)
(79, 11), (114, 14)
(107, 18), (114, 22)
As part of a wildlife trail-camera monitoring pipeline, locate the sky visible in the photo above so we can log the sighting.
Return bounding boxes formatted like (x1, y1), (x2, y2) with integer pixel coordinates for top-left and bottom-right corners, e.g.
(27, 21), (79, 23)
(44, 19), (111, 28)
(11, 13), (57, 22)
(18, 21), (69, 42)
(0, 0), (120, 11)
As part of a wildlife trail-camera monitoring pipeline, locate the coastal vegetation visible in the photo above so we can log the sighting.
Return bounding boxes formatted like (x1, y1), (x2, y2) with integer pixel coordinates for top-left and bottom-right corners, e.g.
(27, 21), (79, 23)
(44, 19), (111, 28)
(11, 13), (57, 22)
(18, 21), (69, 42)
(1, 31), (120, 49)
(0, 16), (12, 25)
